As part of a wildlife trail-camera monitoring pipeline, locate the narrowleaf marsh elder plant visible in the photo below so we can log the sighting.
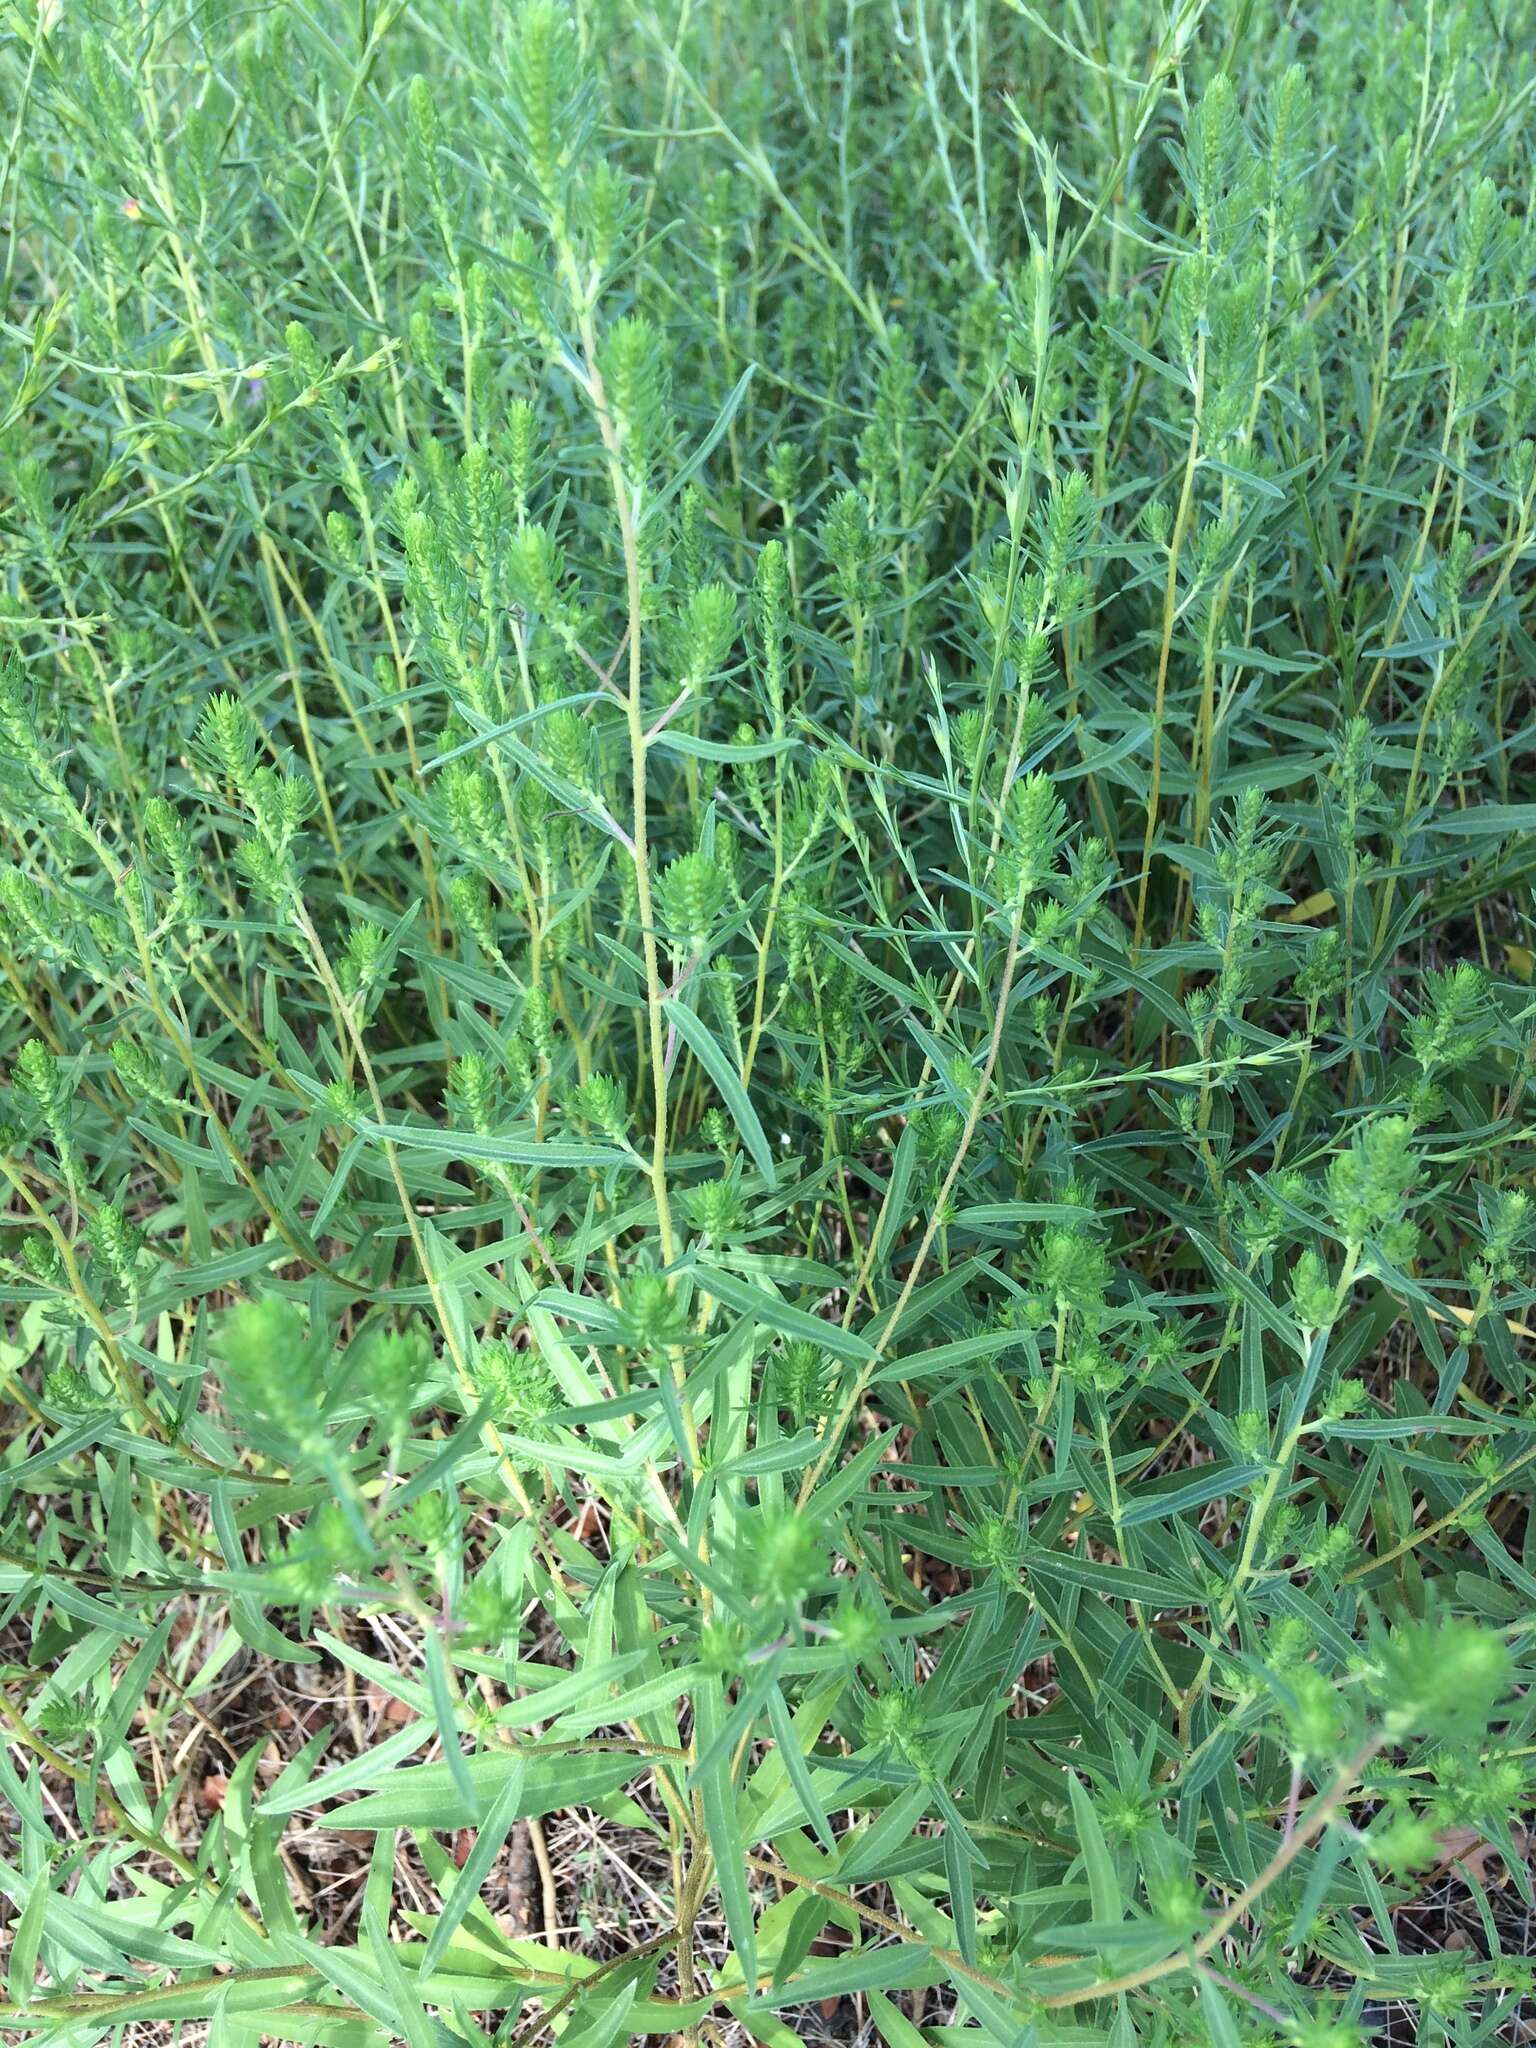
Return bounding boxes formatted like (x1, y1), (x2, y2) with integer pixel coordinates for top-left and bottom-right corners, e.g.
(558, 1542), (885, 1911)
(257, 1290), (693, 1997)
(3, 1), (1536, 2044)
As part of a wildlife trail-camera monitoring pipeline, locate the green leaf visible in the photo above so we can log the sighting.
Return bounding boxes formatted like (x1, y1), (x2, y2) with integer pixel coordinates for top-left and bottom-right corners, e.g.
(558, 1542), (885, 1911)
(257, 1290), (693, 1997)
(766, 1681), (835, 1851)
(749, 1942), (935, 2008)
(867, 1987), (931, 2048)
(419, 1757), (528, 1977)
(1023, 1549), (1203, 1609)
(364, 1893), (442, 2048)
(694, 1675), (757, 1986)
(692, 1263), (874, 1361)
(324, 1752), (643, 1832)
(664, 999), (777, 1187)
(1065, 1771), (1123, 1927)
(1197, 1968), (1244, 2048)
(425, 1629), (481, 1821)
(1119, 1462), (1267, 1527)
(645, 362), (756, 518)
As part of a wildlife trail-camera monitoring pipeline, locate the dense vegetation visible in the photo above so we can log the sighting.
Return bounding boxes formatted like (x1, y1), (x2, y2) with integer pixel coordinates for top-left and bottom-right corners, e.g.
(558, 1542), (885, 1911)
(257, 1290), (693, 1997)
(2, 1), (1535, 2042)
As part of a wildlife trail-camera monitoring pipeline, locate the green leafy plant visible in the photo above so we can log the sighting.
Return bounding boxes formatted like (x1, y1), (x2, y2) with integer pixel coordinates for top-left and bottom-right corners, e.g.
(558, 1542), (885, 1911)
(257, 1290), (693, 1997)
(1, 2), (1534, 2045)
